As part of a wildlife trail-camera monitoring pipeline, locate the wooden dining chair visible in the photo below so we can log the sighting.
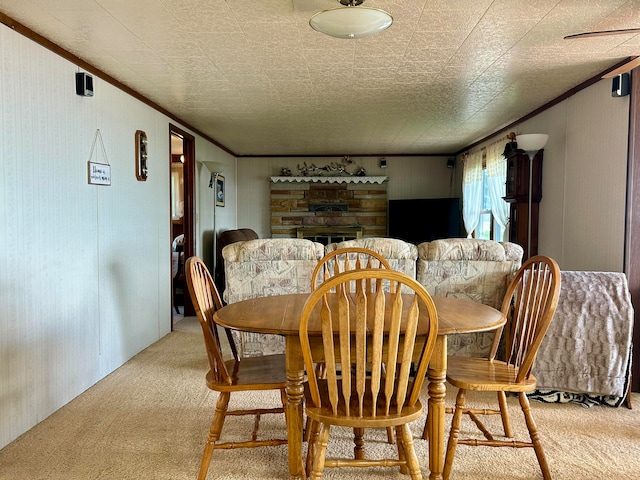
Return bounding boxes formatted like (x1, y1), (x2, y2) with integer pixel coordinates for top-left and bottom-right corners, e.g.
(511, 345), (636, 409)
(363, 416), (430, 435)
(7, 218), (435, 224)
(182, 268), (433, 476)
(442, 255), (561, 480)
(310, 247), (396, 445)
(299, 269), (439, 479)
(185, 256), (288, 480)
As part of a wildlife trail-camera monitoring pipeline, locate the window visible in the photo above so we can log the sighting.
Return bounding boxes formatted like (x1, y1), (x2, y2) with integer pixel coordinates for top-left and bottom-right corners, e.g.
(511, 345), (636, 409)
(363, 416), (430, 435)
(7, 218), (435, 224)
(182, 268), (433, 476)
(475, 169), (504, 241)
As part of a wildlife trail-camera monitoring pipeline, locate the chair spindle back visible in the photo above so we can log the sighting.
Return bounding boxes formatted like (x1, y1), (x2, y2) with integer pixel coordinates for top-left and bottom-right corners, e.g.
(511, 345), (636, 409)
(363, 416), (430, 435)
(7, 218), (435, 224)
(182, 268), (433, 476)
(493, 255), (561, 381)
(311, 247), (391, 291)
(185, 256), (236, 385)
(300, 269), (438, 418)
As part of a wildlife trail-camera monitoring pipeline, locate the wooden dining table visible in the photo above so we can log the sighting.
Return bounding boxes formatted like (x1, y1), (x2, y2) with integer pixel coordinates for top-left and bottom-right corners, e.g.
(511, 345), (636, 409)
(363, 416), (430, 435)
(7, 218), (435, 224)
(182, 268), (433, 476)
(214, 293), (505, 480)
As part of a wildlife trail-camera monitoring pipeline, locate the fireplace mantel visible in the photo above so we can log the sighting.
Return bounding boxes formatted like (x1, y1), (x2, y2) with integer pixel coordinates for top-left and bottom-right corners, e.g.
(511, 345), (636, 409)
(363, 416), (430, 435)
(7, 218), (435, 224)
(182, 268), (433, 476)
(270, 176), (387, 184)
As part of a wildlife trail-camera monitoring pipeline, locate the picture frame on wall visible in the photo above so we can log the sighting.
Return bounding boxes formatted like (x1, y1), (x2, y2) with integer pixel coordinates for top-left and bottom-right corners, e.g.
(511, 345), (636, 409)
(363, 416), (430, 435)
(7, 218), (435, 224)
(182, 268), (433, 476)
(216, 175), (225, 207)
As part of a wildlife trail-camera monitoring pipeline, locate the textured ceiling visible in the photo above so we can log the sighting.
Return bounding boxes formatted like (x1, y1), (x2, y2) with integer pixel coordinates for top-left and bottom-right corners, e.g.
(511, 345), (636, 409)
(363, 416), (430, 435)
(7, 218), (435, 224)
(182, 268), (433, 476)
(1, 0), (639, 156)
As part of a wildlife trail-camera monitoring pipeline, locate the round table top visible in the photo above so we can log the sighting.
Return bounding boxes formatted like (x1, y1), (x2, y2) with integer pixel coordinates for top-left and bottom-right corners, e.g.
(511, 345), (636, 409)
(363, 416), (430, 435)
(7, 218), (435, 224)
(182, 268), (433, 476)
(215, 293), (505, 337)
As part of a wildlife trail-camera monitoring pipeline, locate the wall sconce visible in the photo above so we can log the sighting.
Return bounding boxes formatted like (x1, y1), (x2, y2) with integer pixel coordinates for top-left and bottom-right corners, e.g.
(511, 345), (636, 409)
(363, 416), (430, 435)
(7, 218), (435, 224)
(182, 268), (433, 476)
(516, 133), (549, 259)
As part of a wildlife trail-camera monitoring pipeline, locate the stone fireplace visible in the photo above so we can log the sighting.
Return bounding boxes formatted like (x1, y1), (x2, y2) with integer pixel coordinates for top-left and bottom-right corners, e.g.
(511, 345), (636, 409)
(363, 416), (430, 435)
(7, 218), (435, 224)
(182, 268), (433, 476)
(270, 176), (387, 242)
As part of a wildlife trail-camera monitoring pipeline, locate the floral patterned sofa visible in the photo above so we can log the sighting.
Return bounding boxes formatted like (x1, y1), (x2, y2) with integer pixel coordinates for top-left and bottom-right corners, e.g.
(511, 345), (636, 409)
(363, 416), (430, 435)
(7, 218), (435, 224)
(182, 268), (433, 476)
(222, 237), (523, 359)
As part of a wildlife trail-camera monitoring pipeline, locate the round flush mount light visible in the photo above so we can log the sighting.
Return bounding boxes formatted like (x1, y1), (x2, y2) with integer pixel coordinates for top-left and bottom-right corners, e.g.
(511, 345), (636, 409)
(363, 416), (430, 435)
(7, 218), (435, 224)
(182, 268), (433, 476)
(310, 0), (393, 39)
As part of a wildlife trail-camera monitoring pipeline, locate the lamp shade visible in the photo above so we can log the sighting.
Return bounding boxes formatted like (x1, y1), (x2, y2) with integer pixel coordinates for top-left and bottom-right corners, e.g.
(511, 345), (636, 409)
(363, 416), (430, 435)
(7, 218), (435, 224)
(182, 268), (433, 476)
(200, 161), (226, 174)
(516, 134), (549, 153)
(310, 6), (393, 39)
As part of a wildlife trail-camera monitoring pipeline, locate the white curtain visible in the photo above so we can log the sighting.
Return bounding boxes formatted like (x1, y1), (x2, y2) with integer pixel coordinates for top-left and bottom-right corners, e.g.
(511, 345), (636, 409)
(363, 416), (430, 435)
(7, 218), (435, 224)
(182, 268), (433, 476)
(462, 150), (483, 237)
(486, 141), (509, 241)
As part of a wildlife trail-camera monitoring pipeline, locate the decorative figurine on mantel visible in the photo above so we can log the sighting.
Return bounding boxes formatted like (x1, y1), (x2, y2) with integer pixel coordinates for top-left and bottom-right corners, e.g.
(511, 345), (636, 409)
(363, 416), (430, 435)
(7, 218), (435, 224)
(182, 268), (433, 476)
(294, 155), (365, 176)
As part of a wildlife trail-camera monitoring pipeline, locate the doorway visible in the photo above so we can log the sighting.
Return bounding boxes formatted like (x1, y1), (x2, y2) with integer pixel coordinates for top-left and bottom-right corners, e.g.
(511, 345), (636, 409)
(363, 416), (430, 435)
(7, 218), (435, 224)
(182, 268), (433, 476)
(170, 125), (196, 327)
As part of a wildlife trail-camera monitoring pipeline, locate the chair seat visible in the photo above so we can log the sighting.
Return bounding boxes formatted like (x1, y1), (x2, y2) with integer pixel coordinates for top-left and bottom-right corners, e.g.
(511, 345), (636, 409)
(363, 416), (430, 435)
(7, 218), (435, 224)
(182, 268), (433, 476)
(305, 379), (423, 428)
(446, 355), (537, 393)
(206, 354), (287, 391)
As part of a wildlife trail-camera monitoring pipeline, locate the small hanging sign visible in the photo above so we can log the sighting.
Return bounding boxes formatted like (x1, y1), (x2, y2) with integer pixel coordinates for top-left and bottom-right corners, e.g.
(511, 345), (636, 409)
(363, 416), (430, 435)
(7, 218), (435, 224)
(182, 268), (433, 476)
(88, 161), (111, 185)
(87, 129), (112, 186)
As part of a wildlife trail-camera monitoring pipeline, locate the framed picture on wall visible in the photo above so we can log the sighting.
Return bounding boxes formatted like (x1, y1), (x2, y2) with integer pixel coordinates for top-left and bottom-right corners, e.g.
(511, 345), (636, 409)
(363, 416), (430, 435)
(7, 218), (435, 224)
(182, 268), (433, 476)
(216, 175), (225, 207)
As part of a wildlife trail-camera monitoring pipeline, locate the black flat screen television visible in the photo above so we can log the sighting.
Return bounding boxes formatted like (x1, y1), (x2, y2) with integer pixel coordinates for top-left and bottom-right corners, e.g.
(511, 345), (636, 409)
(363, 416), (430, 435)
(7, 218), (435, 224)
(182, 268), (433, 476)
(388, 198), (462, 244)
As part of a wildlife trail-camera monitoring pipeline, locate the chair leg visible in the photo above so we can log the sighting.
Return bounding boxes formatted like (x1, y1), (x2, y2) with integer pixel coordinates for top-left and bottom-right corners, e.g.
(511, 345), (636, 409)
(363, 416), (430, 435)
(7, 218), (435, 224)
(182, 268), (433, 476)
(518, 392), (551, 480)
(279, 387), (288, 411)
(443, 388), (466, 480)
(497, 391), (513, 437)
(421, 410), (430, 440)
(386, 426), (396, 444)
(305, 418), (320, 476)
(398, 424), (422, 480)
(395, 425), (407, 474)
(310, 423), (330, 480)
(198, 391), (230, 480)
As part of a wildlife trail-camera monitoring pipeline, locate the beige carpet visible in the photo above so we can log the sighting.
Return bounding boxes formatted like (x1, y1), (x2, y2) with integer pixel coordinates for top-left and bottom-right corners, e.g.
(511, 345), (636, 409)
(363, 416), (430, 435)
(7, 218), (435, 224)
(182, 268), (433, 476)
(1, 316), (639, 480)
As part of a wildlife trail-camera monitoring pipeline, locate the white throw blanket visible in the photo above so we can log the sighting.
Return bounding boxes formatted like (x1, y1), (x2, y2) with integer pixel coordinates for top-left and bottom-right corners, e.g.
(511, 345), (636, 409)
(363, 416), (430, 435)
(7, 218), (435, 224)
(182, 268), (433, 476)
(532, 271), (634, 398)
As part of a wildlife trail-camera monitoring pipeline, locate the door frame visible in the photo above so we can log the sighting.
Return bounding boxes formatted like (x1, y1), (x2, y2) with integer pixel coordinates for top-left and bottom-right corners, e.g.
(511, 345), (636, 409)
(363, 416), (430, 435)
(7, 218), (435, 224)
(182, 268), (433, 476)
(625, 68), (640, 392)
(170, 124), (196, 325)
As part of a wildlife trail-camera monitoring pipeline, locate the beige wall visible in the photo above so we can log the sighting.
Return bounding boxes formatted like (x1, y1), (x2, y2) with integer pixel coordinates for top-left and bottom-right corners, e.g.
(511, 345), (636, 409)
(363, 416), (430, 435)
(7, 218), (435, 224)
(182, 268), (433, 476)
(195, 140), (236, 269)
(0, 24), (231, 449)
(509, 79), (628, 271)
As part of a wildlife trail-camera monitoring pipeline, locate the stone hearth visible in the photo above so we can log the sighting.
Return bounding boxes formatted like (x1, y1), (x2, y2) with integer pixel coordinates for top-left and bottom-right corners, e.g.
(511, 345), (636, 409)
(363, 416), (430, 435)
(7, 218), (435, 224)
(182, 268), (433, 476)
(270, 176), (387, 240)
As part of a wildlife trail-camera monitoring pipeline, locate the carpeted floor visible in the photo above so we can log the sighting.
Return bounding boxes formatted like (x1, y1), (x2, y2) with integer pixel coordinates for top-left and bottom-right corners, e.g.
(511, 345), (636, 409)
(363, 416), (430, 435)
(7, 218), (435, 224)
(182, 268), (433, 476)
(1, 316), (639, 480)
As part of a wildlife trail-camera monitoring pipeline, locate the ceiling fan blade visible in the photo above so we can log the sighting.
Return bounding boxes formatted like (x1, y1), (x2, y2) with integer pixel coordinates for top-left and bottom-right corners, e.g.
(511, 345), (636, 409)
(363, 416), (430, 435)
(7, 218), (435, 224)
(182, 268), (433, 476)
(602, 57), (640, 78)
(564, 28), (640, 40)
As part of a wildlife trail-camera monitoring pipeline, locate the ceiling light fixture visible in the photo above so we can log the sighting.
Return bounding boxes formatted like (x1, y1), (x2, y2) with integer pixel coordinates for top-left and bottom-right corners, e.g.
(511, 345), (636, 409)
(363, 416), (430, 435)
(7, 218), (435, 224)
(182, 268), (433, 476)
(310, 0), (393, 39)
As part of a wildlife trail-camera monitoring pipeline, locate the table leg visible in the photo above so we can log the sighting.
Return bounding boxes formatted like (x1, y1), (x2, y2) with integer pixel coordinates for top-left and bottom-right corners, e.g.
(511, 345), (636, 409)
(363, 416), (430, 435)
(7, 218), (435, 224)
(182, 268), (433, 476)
(285, 336), (305, 480)
(426, 335), (447, 480)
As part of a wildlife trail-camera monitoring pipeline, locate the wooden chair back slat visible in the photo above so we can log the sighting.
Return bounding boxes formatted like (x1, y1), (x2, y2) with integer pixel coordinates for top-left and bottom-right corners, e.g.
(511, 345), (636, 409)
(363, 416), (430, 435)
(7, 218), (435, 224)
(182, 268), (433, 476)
(396, 294), (419, 414)
(369, 281), (385, 416)
(321, 296), (339, 415)
(354, 279), (367, 417)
